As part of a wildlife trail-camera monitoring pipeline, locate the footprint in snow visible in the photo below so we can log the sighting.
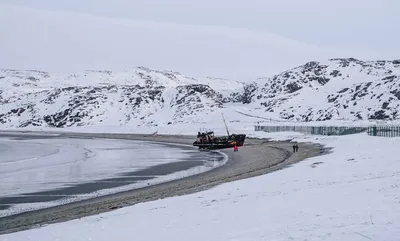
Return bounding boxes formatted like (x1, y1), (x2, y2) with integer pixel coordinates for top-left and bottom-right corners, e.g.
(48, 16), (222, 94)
(310, 161), (324, 168)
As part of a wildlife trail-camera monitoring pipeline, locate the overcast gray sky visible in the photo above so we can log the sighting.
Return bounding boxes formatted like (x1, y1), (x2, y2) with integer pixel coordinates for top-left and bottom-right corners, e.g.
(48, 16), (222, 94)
(0, 1), (399, 79)
(4, 0), (399, 54)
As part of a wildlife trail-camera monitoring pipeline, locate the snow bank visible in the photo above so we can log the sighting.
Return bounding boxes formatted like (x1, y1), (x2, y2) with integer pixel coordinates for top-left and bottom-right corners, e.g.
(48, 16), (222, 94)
(1, 132), (399, 241)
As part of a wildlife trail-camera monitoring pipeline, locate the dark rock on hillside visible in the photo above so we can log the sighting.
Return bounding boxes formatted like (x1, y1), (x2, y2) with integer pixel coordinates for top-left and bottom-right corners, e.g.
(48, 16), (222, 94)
(0, 58), (399, 127)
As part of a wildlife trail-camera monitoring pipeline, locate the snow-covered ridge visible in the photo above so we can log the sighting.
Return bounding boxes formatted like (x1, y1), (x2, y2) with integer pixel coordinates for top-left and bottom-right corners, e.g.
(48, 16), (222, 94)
(233, 58), (400, 122)
(1, 58), (399, 129)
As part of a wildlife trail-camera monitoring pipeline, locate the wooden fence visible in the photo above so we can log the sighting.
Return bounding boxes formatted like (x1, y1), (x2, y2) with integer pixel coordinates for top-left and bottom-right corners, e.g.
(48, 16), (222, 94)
(254, 125), (400, 137)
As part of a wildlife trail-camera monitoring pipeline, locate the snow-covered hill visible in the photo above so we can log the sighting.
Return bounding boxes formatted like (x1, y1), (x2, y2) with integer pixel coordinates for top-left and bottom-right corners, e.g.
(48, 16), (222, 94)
(1, 58), (399, 130)
(231, 58), (400, 122)
(0, 67), (244, 128)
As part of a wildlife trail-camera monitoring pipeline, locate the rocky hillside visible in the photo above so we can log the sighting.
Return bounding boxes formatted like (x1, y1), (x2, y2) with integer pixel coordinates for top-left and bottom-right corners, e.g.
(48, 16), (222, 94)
(0, 58), (399, 129)
(0, 67), (242, 128)
(231, 58), (400, 122)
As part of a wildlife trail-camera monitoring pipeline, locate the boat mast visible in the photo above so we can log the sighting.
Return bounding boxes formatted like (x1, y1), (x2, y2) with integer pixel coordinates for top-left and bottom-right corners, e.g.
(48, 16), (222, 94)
(222, 113), (230, 136)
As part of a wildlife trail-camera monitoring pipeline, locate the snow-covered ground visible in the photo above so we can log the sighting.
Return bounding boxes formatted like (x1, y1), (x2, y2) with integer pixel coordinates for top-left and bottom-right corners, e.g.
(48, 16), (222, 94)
(0, 133), (227, 217)
(1, 131), (399, 241)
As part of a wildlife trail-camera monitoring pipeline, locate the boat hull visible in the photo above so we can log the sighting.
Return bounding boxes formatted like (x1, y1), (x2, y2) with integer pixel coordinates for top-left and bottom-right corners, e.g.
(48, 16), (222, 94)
(193, 134), (246, 149)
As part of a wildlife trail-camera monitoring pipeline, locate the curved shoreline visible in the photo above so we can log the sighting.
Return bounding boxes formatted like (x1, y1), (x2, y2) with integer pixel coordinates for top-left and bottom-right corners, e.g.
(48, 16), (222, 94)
(0, 134), (228, 216)
(0, 132), (323, 235)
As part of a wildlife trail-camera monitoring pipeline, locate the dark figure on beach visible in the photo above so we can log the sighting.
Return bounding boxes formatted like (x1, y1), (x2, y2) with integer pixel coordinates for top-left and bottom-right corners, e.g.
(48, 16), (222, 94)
(292, 143), (299, 153)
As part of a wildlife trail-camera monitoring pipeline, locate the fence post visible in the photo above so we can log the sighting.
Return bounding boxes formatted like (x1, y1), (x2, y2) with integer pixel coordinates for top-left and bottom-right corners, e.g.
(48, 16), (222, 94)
(255, 125), (399, 137)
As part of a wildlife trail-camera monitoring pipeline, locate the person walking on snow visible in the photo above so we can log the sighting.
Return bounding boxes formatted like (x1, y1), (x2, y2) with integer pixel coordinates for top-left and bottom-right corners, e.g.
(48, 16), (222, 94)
(233, 144), (238, 152)
(292, 143), (296, 153)
(295, 143), (299, 152)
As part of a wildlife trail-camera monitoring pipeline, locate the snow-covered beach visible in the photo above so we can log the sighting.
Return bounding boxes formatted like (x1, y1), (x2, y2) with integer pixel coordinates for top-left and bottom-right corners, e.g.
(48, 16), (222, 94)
(1, 129), (399, 241)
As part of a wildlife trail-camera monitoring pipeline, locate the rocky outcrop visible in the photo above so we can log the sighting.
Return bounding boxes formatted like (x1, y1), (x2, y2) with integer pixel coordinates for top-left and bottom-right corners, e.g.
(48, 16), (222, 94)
(0, 58), (399, 128)
(235, 58), (400, 122)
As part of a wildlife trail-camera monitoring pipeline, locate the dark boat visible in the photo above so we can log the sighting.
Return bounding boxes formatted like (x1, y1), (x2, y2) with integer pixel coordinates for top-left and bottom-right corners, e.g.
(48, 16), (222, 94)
(193, 114), (246, 149)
